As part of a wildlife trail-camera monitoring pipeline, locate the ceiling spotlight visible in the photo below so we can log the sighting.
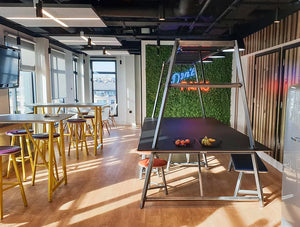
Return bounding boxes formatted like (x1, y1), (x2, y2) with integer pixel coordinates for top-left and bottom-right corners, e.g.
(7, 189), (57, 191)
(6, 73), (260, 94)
(274, 8), (280, 23)
(87, 37), (92, 47)
(36, 0), (43, 17)
(158, 0), (165, 21)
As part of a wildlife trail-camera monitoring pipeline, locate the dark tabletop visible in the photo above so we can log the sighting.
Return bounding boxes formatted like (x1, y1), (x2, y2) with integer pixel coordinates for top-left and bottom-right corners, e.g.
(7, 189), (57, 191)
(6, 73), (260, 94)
(138, 117), (270, 153)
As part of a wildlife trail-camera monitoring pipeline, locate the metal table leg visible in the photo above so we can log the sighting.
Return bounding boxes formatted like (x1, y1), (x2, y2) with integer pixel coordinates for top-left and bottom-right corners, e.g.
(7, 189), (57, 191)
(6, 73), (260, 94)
(197, 153), (203, 197)
(59, 121), (67, 185)
(140, 152), (155, 208)
(251, 153), (264, 207)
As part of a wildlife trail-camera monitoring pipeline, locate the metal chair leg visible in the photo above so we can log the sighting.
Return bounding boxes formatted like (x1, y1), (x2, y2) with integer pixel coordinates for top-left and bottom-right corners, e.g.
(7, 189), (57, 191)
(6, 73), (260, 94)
(202, 153), (208, 169)
(166, 153), (172, 171)
(161, 167), (168, 195)
(234, 172), (243, 197)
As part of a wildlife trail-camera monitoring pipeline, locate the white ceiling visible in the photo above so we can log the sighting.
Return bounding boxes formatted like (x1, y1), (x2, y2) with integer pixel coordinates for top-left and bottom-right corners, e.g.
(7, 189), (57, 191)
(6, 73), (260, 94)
(50, 36), (121, 46)
(83, 50), (130, 56)
(0, 6), (106, 27)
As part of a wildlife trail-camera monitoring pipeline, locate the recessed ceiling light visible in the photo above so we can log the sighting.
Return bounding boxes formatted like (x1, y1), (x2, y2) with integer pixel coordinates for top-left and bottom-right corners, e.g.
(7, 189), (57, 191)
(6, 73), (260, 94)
(42, 9), (68, 27)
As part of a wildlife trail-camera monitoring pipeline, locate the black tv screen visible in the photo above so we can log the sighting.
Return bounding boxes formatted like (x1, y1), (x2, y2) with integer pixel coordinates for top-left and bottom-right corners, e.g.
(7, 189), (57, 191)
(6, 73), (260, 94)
(0, 45), (20, 89)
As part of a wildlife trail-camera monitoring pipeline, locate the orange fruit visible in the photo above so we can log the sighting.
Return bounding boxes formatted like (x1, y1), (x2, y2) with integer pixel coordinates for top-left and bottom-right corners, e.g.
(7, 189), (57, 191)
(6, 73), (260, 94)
(175, 139), (181, 146)
(180, 140), (186, 145)
(185, 139), (190, 144)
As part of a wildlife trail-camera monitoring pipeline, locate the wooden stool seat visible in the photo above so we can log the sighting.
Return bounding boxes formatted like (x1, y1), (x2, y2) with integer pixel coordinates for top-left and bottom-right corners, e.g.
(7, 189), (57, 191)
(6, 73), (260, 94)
(0, 146), (21, 154)
(67, 118), (86, 123)
(6, 129), (34, 182)
(82, 115), (95, 119)
(32, 133), (60, 139)
(0, 146), (28, 219)
(6, 129), (34, 136)
(139, 158), (167, 168)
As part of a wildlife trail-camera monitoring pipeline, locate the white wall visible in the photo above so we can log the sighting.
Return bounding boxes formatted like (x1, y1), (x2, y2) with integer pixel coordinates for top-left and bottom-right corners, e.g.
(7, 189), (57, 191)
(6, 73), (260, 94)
(64, 50), (75, 103)
(135, 55), (142, 125)
(83, 55), (91, 102)
(35, 38), (51, 104)
(115, 55), (137, 126)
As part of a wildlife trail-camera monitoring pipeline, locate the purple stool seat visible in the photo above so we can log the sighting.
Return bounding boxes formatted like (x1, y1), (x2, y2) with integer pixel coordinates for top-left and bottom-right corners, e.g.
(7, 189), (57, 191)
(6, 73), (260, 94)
(83, 115), (94, 119)
(0, 146), (21, 155)
(32, 133), (60, 140)
(6, 129), (34, 136)
(67, 118), (86, 123)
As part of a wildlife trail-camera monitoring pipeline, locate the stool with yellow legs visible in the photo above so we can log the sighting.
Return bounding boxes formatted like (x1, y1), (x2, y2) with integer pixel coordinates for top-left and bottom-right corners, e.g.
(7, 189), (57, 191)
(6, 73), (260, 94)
(67, 118), (89, 159)
(6, 129), (34, 181)
(31, 133), (61, 185)
(0, 146), (27, 219)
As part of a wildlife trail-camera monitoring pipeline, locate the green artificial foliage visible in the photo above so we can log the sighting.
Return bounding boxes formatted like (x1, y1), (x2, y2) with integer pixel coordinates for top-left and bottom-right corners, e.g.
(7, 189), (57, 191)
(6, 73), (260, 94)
(146, 45), (232, 125)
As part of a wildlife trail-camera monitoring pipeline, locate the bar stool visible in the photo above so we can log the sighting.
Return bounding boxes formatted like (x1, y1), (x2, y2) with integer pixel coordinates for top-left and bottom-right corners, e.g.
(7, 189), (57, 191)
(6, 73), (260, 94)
(82, 115), (95, 138)
(138, 158), (168, 195)
(229, 154), (268, 197)
(6, 129), (34, 181)
(67, 118), (89, 159)
(31, 133), (61, 185)
(0, 146), (27, 219)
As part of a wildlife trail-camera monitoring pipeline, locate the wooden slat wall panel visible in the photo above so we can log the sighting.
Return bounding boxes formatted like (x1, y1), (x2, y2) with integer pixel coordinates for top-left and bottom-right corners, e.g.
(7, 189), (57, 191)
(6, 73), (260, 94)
(251, 52), (280, 155)
(243, 10), (300, 160)
(243, 10), (300, 55)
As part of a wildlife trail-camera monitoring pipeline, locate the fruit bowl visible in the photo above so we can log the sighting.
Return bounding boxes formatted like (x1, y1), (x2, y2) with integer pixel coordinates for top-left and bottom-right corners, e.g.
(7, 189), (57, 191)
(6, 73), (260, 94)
(174, 138), (193, 147)
(199, 136), (222, 147)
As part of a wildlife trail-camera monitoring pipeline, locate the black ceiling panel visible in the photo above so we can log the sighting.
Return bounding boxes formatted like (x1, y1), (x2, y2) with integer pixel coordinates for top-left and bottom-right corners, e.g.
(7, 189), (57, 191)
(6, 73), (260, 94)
(0, 0), (299, 54)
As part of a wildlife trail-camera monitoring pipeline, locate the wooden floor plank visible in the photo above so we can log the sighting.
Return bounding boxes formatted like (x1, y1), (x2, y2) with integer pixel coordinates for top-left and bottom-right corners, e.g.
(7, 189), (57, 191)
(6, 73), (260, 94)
(0, 126), (282, 227)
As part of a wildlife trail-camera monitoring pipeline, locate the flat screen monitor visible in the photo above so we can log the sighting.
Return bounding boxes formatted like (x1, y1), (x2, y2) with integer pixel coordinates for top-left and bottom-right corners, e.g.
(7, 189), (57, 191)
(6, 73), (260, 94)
(0, 45), (20, 89)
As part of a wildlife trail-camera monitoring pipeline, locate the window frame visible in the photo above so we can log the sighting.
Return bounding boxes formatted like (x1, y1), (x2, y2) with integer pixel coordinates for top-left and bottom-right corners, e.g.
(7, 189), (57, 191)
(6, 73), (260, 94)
(90, 59), (118, 115)
(73, 57), (79, 102)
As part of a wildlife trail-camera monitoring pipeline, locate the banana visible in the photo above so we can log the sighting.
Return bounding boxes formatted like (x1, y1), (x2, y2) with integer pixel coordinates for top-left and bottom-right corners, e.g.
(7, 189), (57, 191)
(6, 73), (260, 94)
(201, 136), (212, 146)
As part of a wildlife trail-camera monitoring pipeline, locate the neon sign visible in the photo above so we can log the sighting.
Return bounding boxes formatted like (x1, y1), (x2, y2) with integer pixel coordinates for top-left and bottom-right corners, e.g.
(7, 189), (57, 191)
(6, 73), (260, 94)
(171, 67), (196, 84)
(180, 80), (210, 92)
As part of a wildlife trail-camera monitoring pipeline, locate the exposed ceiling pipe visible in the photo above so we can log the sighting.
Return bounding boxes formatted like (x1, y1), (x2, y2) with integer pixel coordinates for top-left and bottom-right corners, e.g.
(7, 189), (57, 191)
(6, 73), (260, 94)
(96, 0), (197, 18)
(204, 0), (242, 34)
(188, 0), (211, 33)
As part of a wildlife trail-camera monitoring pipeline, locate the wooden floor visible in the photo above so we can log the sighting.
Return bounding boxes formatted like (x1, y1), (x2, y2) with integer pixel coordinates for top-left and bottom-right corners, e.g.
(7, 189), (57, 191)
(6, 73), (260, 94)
(1, 126), (282, 227)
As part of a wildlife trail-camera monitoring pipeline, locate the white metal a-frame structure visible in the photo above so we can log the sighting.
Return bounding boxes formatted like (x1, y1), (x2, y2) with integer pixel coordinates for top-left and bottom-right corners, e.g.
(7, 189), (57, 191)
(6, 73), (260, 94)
(151, 39), (255, 150)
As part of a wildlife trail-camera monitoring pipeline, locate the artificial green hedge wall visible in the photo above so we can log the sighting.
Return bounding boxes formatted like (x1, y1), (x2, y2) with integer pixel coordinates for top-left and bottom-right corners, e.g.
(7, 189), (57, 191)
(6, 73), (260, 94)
(146, 45), (232, 125)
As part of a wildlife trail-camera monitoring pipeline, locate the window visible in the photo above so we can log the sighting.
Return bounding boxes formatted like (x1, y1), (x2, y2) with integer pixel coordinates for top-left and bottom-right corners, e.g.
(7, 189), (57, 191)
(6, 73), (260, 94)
(50, 49), (66, 100)
(73, 57), (79, 102)
(6, 35), (36, 113)
(91, 60), (117, 106)
(9, 71), (36, 113)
